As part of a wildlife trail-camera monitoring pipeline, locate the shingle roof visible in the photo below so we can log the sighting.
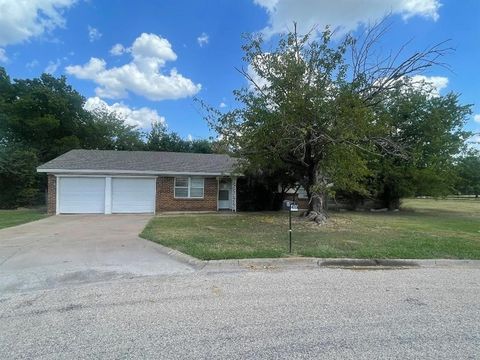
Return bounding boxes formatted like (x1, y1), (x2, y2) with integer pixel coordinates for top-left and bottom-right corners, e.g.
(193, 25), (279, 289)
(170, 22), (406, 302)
(37, 149), (239, 175)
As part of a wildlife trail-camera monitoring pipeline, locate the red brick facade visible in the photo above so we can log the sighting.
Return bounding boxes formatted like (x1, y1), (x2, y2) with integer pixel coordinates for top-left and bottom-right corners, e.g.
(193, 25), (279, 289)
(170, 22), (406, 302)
(47, 174), (221, 214)
(47, 174), (56, 214)
(156, 176), (218, 212)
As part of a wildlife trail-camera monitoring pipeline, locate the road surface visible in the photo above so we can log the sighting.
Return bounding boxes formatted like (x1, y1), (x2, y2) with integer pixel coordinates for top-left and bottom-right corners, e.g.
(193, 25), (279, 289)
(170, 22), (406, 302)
(1, 266), (479, 359)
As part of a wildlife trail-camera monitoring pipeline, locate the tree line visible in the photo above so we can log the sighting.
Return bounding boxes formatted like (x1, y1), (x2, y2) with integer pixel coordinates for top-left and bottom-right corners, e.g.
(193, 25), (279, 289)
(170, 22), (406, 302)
(0, 67), (218, 208)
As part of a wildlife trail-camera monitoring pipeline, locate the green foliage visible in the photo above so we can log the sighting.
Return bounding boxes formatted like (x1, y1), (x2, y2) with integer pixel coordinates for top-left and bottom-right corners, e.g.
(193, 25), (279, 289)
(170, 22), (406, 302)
(0, 72), (90, 162)
(456, 150), (480, 196)
(373, 88), (471, 208)
(205, 26), (471, 212)
(0, 144), (39, 208)
(207, 27), (377, 212)
(85, 107), (145, 151)
(146, 121), (215, 153)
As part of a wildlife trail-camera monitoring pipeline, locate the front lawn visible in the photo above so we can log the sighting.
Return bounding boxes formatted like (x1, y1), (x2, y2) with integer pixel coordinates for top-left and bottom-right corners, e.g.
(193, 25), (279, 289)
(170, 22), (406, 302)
(140, 198), (480, 260)
(0, 208), (48, 230)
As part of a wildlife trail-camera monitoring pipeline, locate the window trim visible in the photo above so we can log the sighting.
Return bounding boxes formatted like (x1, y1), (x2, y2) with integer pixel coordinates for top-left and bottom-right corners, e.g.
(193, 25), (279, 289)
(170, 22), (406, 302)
(297, 186), (308, 199)
(174, 177), (205, 199)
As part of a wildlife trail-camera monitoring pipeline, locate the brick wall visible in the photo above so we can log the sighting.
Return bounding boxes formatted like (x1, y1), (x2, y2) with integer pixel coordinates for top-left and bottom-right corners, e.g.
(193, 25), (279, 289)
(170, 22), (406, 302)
(156, 177), (217, 212)
(47, 174), (56, 214)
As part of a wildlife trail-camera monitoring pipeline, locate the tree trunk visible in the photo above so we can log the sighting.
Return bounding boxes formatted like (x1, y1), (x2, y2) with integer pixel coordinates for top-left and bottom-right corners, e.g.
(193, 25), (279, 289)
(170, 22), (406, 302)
(306, 193), (328, 225)
(381, 184), (400, 210)
(387, 197), (401, 210)
(305, 168), (328, 225)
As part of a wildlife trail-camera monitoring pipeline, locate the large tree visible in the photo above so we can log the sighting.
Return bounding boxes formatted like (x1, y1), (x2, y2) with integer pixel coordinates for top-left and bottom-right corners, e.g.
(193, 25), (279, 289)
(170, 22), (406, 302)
(0, 70), (93, 163)
(204, 23), (460, 223)
(0, 68), (146, 161)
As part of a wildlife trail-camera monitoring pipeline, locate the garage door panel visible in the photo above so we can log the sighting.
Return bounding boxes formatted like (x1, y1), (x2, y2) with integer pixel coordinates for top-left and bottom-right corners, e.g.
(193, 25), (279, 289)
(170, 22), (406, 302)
(59, 177), (105, 214)
(112, 178), (155, 213)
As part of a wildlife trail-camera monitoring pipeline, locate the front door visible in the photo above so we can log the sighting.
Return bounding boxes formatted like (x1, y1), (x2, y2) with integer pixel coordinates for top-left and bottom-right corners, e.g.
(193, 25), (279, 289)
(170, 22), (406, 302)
(218, 179), (231, 209)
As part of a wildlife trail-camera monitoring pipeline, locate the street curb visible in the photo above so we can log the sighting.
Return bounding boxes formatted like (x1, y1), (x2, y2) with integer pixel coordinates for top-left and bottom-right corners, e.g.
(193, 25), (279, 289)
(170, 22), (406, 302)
(148, 242), (206, 270)
(203, 257), (480, 271)
(144, 240), (480, 271)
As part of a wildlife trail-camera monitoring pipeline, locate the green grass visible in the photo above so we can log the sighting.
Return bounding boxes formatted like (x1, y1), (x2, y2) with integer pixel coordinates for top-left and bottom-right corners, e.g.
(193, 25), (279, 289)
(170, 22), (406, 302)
(140, 198), (480, 260)
(0, 208), (48, 230)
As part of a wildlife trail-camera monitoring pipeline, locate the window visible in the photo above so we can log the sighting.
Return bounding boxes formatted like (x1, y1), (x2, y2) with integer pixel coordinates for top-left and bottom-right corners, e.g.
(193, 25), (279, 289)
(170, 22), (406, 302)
(174, 177), (204, 198)
(297, 186), (308, 199)
(219, 190), (229, 201)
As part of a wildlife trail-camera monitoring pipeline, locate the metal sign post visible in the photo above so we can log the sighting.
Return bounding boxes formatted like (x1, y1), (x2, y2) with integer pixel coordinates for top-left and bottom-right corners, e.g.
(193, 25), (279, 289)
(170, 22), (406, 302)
(289, 203), (298, 253)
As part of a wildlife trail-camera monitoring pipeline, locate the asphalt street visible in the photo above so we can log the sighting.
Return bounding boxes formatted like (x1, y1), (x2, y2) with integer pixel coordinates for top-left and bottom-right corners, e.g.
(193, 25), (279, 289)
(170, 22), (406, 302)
(1, 266), (479, 359)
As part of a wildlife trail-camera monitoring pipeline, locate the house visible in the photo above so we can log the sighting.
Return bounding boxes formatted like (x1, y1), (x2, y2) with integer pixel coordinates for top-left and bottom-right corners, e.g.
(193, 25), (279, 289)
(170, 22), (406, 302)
(37, 149), (239, 215)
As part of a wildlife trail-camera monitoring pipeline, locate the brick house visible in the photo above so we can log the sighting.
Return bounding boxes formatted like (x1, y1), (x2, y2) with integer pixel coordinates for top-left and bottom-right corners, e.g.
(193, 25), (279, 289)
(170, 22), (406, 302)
(37, 149), (239, 215)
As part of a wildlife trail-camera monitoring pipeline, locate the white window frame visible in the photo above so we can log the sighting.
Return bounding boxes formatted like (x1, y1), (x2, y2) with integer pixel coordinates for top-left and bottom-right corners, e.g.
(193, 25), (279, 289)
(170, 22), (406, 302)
(174, 177), (204, 199)
(297, 186), (308, 199)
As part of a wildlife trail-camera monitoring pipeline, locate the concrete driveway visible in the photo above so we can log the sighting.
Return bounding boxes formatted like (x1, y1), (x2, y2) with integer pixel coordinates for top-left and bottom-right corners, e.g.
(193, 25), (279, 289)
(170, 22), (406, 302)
(0, 215), (194, 292)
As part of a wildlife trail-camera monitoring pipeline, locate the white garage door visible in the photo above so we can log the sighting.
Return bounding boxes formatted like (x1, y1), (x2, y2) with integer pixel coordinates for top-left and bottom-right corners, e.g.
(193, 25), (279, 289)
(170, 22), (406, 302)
(59, 177), (105, 214)
(112, 178), (156, 213)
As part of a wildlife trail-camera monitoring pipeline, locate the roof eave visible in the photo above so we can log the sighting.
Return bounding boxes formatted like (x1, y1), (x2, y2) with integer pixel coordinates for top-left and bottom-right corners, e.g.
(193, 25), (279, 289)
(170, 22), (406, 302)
(36, 168), (240, 176)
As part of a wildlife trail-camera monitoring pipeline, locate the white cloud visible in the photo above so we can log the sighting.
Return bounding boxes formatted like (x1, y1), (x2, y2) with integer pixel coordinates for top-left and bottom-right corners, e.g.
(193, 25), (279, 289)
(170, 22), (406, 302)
(66, 33), (201, 101)
(197, 32), (209, 47)
(410, 75), (448, 96)
(219, 102), (227, 108)
(110, 43), (126, 56)
(0, 48), (7, 63)
(0, 0), (76, 46)
(84, 96), (166, 129)
(253, 0), (441, 37)
(473, 114), (480, 123)
(45, 59), (61, 74)
(26, 59), (39, 68)
(468, 134), (480, 150)
(187, 134), (193, 141)
(88, 25), (102, 42)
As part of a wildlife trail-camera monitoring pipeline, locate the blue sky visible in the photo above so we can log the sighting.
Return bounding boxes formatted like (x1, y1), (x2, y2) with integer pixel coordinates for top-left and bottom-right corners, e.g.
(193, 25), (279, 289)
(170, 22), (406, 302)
(0, 0), (478, 143)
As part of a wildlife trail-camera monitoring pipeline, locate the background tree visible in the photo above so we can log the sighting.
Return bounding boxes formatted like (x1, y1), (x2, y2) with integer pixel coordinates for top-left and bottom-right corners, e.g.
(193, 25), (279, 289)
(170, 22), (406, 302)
(371, 86), (471, 209)
(456, 150), (480, 197)
(85, 107), (145, 151)
(146, 121), (215, 153)
(0, 144), (39, 208)
(0, 68), (145, 208)
(0, 71), (92, 163)
(204, 22), (457, 223)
